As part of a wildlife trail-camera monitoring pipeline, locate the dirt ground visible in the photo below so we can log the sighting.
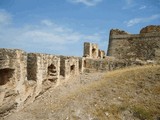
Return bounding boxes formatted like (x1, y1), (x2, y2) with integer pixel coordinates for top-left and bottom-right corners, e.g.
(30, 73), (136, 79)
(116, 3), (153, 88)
(1, 65), (160, 120)
(1, 72), (106, 120)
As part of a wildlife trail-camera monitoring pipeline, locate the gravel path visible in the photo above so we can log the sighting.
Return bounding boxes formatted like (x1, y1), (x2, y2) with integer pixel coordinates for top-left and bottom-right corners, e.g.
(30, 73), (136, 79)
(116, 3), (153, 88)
(1, 72), (105, 120)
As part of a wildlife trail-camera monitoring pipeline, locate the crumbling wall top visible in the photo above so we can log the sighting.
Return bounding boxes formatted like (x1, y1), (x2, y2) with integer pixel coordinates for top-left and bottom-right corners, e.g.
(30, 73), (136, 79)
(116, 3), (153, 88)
(140, 25), (160, 34)
(110, 29), (129, 36)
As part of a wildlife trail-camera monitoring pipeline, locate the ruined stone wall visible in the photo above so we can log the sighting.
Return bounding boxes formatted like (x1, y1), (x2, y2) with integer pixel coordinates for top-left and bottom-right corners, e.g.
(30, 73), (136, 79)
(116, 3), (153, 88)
(0, 49), (82, 116)
(83, 42), (106, 59)
(107, 25), (160, 61)
(83, 57), (129, 73)
(27, 53), (60, 95)
(78, 57), (84, 73)
(60, 56), (79, 79)
(83, 42), (99, 58)
(0, 49), (30, 115)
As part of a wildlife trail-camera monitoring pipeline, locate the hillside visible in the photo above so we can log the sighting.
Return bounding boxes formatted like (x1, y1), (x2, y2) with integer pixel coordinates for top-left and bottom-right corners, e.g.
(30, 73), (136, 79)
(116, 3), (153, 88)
(2, 65), (160, 120)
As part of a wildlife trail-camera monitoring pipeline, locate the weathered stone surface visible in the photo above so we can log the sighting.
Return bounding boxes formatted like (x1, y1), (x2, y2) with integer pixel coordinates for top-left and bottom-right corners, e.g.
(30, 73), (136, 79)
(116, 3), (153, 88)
(107, 26), (160, 61)
(140, 25), (160, 34)
(0, 49), (28, 115)
(83, 42), (106, 59)
(83, 42), (99, 59)
(60, 56), (79, 79)
(27, 53), (60, 95)
(0, 25), (159, 117)
(110, 29), (129, 35)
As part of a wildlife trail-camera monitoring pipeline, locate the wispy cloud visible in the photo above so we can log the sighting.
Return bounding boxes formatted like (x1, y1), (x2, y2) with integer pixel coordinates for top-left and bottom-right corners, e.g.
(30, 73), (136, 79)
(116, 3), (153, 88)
(139, 5), (146, 10)
(0, 9), (12, 26)
(0, 10), (103, 56)
(122, 0), (134, 9)
(68, 0), (102, 6)
(41, 19), (54, 26)
(125, 0), (133, 5)
(124, 14), (160, 27)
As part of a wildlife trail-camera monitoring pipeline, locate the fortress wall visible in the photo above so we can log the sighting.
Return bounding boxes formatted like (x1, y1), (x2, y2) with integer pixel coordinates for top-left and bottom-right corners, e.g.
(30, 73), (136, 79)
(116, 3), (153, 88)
(0, 49), (30, 115)
(78, 57), (84, 73)
(83, 58), (109, 72)
(83, 57), (129, 73)
(60, 56), (79, 79)
(27, 53), (60, 95)
(83, 42), (99, 58)
(107, 26), (160, 61)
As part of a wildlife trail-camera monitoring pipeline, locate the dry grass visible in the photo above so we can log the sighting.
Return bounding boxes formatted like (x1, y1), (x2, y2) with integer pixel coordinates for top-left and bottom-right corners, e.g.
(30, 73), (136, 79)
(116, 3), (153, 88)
(84, 65), (160, 120)
(29, 65), (160, 120)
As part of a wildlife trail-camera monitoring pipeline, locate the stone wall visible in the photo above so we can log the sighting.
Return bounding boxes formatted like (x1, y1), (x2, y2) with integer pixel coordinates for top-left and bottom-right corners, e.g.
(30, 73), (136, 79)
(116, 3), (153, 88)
(0, 49), (81, 116)
(60, 56), (79, 79)
(83, 42), (106, 59)
(27, 53), (60, 95)
(107, 25), (160, 61)
(83, 57), (130, 73)
(1, 25), (159, 116)
(83, 42), (99, 58)
(0, 49), (30, 115)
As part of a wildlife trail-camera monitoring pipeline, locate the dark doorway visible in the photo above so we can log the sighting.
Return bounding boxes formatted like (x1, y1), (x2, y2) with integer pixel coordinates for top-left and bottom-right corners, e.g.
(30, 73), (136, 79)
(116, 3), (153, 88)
(47, 64), (57, 82)
(92, 48), (96, 58)
(70, 65), (75, 74)
(0, 68), (14, 85)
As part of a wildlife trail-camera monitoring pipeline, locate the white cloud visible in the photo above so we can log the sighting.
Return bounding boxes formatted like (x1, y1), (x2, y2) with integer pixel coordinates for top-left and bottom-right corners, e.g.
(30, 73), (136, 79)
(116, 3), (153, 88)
(41, 19), (53, 26)
(0, 9), (12, 26)
(0, 17), (103, 55)
(125, 0), (133, 5)
(125, 14), (160, 27)
(0, 10), (105, 56)
(122, 0), (136, 9)
(68, 0), (102, 6)
(139, 5), (146, 10)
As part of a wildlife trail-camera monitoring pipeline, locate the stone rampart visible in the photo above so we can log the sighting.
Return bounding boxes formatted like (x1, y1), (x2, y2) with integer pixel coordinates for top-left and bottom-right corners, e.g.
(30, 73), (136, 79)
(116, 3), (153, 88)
(107, 25), (160, 61)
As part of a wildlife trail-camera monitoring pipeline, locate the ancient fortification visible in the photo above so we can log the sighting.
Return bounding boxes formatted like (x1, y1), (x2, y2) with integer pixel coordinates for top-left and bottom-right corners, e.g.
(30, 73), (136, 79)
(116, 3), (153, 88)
(107, 25), (160, 61)
(0, 25), (160, 116)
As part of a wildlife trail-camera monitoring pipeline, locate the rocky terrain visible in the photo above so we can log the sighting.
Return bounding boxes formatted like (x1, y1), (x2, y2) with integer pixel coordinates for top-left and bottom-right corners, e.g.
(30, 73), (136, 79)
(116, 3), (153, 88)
(1, 65), (160, 120)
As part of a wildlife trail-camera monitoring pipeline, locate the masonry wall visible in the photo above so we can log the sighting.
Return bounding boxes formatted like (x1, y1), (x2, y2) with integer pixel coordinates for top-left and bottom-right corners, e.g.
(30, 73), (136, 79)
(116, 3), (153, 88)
(83, 42), (99, 58)
(60, 56), (79, 79)
(107, 25), (160, 61)
(27, 53), (60, 94)
(0, 49), (30, 116)
(83, 57), (130, 73)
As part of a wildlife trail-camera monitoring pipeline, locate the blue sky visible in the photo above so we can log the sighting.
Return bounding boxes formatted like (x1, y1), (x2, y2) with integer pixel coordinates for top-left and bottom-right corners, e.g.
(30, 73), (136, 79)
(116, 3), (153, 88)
(0, 0), (160, 56)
